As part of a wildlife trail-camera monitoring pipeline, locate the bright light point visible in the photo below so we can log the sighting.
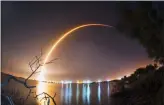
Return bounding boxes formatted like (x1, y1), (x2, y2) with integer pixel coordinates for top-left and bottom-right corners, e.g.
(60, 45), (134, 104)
(64, 81), (68, 84)
(86, 80), (92, 84)
(82, 80), (91, 84)
(107, 79), (110, 82)
(61, 80), (64, 84)
(77, 80), (83, 84)
(37, 67), (46, 81)
(117, 77), (122, 80)
(97, 80), (101, 83)
(63, 80), (72, 84)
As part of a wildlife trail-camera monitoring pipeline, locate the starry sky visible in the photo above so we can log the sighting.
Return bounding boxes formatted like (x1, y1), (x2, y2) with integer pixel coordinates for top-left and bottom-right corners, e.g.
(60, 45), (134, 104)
(2, 1), (152, 81)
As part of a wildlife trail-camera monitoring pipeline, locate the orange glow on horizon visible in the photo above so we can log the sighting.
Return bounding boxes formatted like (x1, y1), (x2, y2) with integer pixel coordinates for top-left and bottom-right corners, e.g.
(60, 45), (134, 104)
(37, 24), (112, 81)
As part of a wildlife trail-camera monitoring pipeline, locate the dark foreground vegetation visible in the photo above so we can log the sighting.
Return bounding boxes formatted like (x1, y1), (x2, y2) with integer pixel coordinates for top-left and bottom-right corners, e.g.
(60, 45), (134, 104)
(1, 52), (57, 105)
(1, 72), (38, 105)
(111, 2), (164, 104)
(111, 64), (164, 105)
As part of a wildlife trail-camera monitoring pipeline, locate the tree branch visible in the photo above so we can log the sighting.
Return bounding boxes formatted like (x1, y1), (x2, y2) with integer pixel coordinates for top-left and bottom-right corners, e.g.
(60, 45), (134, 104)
(1, 51), (58, 105)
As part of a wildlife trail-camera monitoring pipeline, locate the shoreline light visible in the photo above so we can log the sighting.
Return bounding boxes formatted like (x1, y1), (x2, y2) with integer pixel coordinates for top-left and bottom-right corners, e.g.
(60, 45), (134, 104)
(97, 80), (101, 83)
(83, 80), (92, 84)
(107, 79), (110, 82)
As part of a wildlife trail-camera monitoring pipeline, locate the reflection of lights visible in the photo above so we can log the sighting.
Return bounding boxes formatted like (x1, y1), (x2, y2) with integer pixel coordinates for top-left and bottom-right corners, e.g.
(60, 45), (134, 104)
(37, 82), (47, 105)
(64, 84), (69, 104)
(107, 82), (110, 97)
(82, 84), (87, 104)
(76, 84), (80, 104)
(82, 83), (91, 105)
(98, 83), (101, 103)
(69, 83), (72, 104)
(87, 84), (91, 105)
(61, 83), (64, 103)
(64, 83), (72, 104)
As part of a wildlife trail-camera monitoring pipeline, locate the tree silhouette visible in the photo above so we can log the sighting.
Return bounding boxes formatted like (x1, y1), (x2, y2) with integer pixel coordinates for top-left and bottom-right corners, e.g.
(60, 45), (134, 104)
(1, 50), (58, 105)
(117, 2), (164, 65)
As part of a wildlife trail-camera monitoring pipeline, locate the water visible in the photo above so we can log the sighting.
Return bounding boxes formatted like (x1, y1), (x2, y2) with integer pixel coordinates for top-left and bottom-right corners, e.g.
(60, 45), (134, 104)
(37, 82), (112, 105)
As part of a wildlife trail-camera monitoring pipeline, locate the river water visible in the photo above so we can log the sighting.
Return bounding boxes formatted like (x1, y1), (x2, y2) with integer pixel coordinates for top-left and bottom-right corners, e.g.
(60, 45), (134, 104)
(36, 82), (113, 105)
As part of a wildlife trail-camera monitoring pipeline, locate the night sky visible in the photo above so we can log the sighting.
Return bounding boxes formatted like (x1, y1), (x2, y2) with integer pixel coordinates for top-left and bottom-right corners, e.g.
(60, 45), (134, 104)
(2, 2), (152, 81)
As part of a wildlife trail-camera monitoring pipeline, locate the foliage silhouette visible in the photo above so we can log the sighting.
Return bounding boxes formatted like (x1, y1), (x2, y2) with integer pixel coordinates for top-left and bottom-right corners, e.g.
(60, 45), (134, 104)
(117, 2), (164, 65)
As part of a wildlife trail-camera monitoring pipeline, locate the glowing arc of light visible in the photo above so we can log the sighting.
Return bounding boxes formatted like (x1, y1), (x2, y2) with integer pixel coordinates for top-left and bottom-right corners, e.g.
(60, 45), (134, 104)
(38, 24), (112, 80)
(44, 24), (112, 65)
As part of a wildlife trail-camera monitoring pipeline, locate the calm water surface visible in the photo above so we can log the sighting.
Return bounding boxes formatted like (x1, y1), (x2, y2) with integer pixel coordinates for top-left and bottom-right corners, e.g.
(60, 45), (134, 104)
(37, 82), (112, 105)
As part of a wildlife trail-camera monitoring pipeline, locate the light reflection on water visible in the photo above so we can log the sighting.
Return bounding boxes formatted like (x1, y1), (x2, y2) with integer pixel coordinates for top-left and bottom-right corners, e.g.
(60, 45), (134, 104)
(107, 82), (110, 97)
(37, 82), (111, 105)
(37, 82), (48, 105)
(69, 83), (72, 104)
(76, 84), (79, 104)
(64, 84), (68, 104)
(98, 83), (101, 104)
(63, 83), (72, 105)
(82, 84), (86, 104)
(82, 83), (91, 105)
(61, 83), (64, 104)
(87, 84), (90, 105)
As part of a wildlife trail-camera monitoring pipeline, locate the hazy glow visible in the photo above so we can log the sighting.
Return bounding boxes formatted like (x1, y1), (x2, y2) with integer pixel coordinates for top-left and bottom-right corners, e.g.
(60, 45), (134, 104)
(37, 24), (112, 99)
(117, 77), (122, 80)
(37, 24), (112, 81)
(44, 24), (111, 66)
(37, 66), (46, 81)
(107, 79), (110, 82)
(61, 80), (64, 84)
(76, 80), (80, 84)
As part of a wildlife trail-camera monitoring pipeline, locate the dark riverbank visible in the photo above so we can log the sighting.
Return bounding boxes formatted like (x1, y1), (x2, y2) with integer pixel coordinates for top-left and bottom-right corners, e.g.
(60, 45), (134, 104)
(111, 65), (164, 105)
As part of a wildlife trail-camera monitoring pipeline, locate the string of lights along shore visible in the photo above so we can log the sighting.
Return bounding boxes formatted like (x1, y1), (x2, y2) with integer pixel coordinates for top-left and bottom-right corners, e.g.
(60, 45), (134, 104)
(39, 80), (112, 84)
(37, 23), (122, 84)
